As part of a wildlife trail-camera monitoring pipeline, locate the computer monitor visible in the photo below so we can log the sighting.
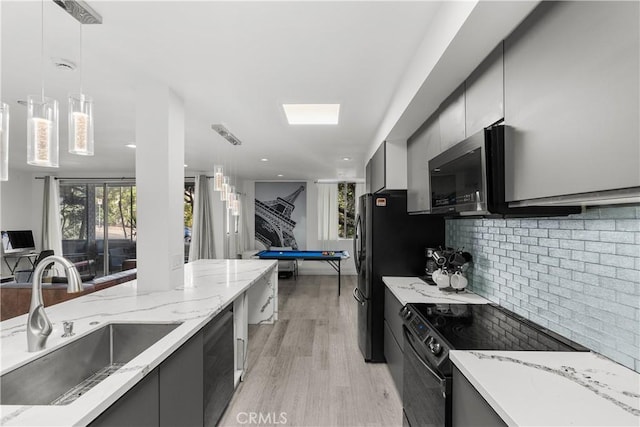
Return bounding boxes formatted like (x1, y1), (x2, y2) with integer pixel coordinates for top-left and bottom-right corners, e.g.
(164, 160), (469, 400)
(1, 230), (36, 254)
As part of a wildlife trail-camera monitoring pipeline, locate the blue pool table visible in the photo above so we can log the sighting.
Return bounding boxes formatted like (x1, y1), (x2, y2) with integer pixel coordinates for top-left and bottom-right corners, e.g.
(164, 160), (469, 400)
(256, 250), (350, 296)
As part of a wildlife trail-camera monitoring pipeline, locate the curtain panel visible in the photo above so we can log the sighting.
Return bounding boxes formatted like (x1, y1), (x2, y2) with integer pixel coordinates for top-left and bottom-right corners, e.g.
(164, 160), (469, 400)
(317, 183), (338, 243)
(189, 175), (216, 261)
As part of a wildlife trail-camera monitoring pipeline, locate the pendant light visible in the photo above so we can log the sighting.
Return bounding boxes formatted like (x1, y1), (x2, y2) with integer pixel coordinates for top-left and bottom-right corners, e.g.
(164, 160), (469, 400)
(213, 165), (224, 191)
(27, 0), (59, 168)
(68, 23), (94, 156)
(0, 103), (9, 181)
(220, 176), (230, 201)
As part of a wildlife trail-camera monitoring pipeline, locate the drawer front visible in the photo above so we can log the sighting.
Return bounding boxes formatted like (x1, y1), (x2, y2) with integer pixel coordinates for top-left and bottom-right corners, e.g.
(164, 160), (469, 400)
(384, 286), (404, 351)
(384, 320), (403, 398)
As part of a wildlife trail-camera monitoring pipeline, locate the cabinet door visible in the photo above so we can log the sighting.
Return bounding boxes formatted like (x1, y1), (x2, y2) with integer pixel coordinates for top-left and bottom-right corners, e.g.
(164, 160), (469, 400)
(370, 142), (386, 193)
(439, 84), (466, 150)
(407, 115), (441, 212)
(89, 370), (159, 427)
(504, 1), (640, 201)
(204, 308), (235, 427)
(452, 365), (506, 427)
(384, 321), (403, 398)
(383, 286), (404, 351)
(159, 331), (204, 427)
(466, 43), (504, 135)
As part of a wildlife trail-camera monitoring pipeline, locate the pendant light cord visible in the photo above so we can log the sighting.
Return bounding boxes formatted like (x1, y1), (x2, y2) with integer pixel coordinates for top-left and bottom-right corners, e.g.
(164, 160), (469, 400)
(79, 23), (83, 97)
(41, 0), (45, 102)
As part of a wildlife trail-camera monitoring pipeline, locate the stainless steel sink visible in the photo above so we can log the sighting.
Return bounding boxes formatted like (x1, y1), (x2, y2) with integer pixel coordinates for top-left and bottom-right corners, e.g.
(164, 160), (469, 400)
(0, 322), (181, 405)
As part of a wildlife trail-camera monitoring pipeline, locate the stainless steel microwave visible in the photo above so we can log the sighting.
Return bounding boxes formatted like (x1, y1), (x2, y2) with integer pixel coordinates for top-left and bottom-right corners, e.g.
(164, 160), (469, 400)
(428, 125), (580, 217)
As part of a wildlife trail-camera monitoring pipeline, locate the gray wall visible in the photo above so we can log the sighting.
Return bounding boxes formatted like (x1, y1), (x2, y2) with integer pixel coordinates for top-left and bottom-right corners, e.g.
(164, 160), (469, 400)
(446, 205), (640, 372)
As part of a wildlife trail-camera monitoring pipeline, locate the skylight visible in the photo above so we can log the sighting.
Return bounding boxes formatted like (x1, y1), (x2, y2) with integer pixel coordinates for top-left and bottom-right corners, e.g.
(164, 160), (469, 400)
(282, 104), (340, 125)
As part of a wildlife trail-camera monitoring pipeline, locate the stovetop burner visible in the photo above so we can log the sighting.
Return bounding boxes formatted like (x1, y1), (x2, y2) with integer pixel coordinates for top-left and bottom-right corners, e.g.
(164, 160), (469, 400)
(408, 303), (586, 352)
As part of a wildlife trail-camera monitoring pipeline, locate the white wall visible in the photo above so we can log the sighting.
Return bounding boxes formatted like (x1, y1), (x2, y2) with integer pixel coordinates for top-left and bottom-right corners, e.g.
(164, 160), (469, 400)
(0, 170), (44, 276)
(243, 180), (356, 275)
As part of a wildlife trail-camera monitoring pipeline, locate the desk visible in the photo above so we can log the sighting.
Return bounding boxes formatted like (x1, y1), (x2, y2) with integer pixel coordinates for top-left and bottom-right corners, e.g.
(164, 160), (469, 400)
(2, 252), (38, 274)
(256, 250), (350, 296)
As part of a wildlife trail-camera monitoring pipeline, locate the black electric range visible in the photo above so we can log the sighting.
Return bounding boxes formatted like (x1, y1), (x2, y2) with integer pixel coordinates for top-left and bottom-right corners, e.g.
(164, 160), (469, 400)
(400, 303), (588, 427)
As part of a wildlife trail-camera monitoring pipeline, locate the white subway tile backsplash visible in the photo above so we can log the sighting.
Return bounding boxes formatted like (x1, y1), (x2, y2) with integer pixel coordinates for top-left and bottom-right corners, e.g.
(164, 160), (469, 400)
(571, 230), (601, 241)
(530, 228), (549, 238)
(560, 240), (585, 250)
(446, 204), (640, 372)
(585, 220), (616, 231)
(560, 219), (585, 230)
(600, 231), (635, 244)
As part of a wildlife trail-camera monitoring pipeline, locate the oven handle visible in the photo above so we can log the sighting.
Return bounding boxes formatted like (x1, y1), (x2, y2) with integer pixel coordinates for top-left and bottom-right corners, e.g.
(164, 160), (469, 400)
(403, 327), (447, 397)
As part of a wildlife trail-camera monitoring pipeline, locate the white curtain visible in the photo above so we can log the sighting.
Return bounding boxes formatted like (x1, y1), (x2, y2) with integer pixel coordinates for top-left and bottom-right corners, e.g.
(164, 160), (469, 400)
(317, 183), (338, 244)
(41, 176), (64, 272)
(189, 175), (216, 261)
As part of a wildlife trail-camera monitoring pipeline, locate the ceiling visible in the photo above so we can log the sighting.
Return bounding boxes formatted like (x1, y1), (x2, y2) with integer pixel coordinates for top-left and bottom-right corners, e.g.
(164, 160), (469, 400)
(1, 0), (446, 181)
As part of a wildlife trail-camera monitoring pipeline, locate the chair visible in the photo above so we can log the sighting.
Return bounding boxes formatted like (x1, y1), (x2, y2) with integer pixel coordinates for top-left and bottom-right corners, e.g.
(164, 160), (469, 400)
(270, 246), (298, 279)
(19, 250), (54, 283)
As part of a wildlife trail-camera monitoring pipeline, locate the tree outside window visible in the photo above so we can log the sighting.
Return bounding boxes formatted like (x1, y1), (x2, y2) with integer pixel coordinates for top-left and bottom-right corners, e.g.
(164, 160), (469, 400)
(338, 182), (356, 239)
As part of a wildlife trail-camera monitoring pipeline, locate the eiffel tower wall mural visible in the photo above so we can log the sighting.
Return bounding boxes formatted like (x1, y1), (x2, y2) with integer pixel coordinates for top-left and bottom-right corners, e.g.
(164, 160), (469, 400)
(255, 182), (307, 250)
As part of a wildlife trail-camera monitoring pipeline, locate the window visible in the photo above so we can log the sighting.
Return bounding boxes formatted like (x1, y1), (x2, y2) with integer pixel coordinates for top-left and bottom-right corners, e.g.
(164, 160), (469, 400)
(338, 182), (356, 239)
(59, 181), (137, 277)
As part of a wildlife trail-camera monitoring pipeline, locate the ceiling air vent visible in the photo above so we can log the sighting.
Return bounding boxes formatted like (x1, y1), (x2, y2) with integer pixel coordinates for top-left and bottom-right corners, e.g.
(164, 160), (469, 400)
(211, 124), (242, 146)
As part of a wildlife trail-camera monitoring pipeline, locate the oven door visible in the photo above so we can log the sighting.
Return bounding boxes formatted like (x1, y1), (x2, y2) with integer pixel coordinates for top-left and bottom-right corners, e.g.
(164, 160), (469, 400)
(402, 327), (451, 427)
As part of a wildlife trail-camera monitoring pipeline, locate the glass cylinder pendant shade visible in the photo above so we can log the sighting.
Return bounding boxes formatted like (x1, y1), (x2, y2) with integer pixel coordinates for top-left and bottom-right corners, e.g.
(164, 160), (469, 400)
(68, 94), (94, 155)
(27, 95), (59, 167)
(0, 103), (9, 181)
(220, 176), (230, 201)
(231, 193), (240, 216)
(213, 166), (224, 191)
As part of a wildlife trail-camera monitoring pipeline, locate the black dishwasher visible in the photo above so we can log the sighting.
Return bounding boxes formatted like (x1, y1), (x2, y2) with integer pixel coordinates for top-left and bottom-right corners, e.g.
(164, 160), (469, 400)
(203, 307), (234, 426)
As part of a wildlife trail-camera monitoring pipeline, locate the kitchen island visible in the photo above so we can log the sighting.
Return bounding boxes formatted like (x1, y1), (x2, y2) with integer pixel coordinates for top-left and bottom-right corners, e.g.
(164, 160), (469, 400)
(0, 259), (278, 426)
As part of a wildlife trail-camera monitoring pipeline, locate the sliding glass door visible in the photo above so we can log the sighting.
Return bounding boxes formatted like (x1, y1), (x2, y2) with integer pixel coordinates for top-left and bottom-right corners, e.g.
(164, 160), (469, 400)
(61, 181), (136, 278)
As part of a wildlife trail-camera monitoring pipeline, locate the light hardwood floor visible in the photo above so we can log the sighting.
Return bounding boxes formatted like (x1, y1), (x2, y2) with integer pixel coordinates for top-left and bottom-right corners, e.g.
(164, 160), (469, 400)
(219, 275), (403, 427)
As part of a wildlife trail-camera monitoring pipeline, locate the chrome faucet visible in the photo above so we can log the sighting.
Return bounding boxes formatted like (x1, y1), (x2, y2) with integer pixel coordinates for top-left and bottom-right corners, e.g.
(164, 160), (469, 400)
(27, 255), (83, 352)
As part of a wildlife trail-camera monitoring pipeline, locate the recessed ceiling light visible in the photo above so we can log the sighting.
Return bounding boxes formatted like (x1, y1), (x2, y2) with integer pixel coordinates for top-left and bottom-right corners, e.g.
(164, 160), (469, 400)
(342, 157), (351, 161)
(277, 174), (284, 177)
(282, 104), (340, 125)
(125, 144), (136, 149)
(260, 158), (269, 162)
(184, 164), (188, 168)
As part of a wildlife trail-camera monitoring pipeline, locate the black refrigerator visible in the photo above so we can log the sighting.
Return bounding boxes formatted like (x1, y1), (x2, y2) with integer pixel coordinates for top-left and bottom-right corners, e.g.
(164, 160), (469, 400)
(353, 191), (444, 362)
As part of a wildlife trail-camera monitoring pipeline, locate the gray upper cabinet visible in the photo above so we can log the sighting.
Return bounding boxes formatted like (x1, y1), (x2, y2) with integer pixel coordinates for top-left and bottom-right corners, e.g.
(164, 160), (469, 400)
(504, 1), (640, 202)
(369, 142), (386, 193)
(407, 115), (441, 213)
(465, 43), (504, 136)
(439, 84), (466, 151)
(368, 140), (408, 194)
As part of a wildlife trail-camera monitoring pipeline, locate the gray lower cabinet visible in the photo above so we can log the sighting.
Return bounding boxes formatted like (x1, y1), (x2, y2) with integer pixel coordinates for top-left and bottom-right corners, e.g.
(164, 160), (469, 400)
(90, 307), (235, 427)
(384, 287), (404, 397)
(89, 369), (159, 427)
(159, 331), (204, 427)
(452, 365), (506, 427)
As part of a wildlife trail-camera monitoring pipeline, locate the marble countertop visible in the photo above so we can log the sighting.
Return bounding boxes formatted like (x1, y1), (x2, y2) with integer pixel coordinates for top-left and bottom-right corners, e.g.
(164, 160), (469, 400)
(450, 350), (640, 426)
(0, 259), (277, 426)
(382, 276), (490, 305)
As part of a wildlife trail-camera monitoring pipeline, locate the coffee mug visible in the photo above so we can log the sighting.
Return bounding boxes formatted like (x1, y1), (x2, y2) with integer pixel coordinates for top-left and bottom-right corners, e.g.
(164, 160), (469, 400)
(433, 269), (450, 289)
(450, 271), (468, 290)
